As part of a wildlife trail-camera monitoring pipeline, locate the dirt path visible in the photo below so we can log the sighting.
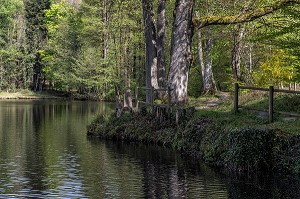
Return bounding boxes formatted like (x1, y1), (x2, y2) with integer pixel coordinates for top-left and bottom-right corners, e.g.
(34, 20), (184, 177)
(194, 92), (230, 110)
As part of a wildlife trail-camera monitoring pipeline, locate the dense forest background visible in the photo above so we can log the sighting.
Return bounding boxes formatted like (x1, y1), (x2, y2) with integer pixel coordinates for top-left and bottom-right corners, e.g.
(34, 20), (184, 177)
(0, 0), (299, 101)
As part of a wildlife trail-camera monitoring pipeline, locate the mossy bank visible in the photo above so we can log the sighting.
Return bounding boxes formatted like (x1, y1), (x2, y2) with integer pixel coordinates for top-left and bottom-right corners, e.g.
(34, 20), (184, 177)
(87, 107), (300, 175)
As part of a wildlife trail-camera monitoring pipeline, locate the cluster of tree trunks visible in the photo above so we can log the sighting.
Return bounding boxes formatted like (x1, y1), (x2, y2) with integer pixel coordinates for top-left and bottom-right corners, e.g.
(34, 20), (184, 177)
(142, 0), (195, 104)
(142, 0), (167, 103)
(115, 0), (300, 118)
(139, 0), (300, 105)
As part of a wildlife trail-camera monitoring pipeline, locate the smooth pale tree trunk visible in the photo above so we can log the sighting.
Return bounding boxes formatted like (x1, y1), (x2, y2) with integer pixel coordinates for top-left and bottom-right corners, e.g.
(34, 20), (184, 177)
(197, 28), (216, 94)
(157, 0), (166, 88)
(197, 30), (205, 82)
(168, 0), (194, 104)
(142, 0), (158, 103)
(232, 24), (245, 81)
(123, 28), (133, 110)
(203, 29), (216, 93)
(124, 69), (133, 110)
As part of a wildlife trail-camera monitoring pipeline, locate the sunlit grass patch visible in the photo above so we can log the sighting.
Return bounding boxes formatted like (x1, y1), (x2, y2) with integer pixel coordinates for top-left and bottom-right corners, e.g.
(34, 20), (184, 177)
(0, 89), (58, 99)
(193, 92), (300, 135)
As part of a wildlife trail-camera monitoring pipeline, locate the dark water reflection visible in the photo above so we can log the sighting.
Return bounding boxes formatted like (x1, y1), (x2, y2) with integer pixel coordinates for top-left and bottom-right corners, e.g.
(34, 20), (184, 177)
(0, 100), (299, 198)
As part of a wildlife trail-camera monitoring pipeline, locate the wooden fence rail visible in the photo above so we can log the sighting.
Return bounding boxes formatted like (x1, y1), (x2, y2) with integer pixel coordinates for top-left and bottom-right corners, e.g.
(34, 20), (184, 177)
(135, 86), (172, 112)
(234, 83), (300, 123)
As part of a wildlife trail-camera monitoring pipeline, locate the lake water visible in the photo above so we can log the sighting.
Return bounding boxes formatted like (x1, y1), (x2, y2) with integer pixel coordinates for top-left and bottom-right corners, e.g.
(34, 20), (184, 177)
(0, 100), (299, 198)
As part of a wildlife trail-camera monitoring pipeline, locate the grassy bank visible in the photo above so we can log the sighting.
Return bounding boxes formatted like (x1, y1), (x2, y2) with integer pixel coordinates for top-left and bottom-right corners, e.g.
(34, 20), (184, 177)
(87, 92), (300, 174)
(0, 89), (106, 101)
(0, 89), (62, 99)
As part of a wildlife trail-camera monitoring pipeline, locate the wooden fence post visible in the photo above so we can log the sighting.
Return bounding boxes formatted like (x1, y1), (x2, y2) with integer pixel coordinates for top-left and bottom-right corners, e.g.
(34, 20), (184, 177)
(269, 86), (274, 123)
(234, 83), (239, 113)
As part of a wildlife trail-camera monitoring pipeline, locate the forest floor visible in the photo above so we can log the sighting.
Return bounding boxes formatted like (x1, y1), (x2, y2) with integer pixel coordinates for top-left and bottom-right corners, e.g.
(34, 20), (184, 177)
(189, 92), (230, 110)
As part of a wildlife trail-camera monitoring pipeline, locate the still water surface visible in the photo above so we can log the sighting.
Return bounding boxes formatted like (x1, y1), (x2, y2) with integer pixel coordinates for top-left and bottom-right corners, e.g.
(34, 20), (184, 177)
(0, 100), (299, 198)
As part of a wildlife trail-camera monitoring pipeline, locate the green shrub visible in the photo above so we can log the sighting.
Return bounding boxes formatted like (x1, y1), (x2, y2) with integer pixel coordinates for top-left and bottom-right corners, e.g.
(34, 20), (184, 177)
(274, 133), (300, 173)
(226, 128), (275, 172)
(87, 110), (300, 174)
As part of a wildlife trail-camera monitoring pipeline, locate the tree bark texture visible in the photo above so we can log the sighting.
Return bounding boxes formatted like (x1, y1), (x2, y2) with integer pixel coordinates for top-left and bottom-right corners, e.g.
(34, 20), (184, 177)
(197, 29), (205, 82)
(197, 26), (216, 94)
(168, 0), (195, 104)
(203, 28), (216, 93)
(232, 24), (245, 81)
(142, 0), (158, 103)
(157, 0), (166, 88)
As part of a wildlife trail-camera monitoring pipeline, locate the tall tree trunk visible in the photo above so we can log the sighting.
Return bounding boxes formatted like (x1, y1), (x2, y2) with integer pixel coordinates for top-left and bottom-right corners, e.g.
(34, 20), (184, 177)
(197, 28), (216, 94)
(124, 28), (132, 109)
(157, 0), (166, 88)
(197, 29), (205, 83)
(142, 0), (158, 103)
(232, 24), (245, 81)
(168, 0), (194, 104)
(203, 29), (216, 93)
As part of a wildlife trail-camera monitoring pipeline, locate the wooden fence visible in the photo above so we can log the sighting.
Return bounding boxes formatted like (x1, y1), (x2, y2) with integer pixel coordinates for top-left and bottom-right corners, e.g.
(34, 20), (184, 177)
(234, 83), (300, 123)
(135, 86), (172, 111)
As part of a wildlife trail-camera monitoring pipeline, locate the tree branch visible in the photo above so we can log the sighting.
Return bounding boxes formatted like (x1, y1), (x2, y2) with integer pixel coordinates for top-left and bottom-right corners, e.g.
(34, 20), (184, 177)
(193, 0), (300, 29)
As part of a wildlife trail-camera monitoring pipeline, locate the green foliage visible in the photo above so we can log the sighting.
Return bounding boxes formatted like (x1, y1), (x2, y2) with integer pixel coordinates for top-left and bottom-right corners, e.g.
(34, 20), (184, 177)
(23, 0), (51, 90)
(252, 4), (300, 83)
(276, 134), (300, 173)
(0, 0), (27, 90)
(42, 1), (81, 91)
(226, 128), (274, 172)
(253, 51), (297, 87)
(39, 0), (144, 99)
(1, 0), (300, 99)
(188, 66), (202, 97)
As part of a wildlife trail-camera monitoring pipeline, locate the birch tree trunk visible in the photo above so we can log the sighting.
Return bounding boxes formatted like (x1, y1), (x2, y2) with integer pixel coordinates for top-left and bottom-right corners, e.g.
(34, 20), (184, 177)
(142, 0), (158, 103)
(168, 0), (194, 104)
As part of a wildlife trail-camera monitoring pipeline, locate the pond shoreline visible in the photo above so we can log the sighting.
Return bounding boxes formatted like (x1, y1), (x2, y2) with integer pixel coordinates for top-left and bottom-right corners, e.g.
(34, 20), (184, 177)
(0, 90), (110, 101)
(87, 110), (300, 175)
